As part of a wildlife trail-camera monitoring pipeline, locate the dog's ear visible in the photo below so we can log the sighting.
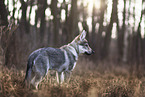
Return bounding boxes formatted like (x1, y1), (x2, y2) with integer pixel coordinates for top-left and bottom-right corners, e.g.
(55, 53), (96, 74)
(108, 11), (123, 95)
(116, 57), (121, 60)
(79, 30), (86, 41)
(71, 30), (87, 43)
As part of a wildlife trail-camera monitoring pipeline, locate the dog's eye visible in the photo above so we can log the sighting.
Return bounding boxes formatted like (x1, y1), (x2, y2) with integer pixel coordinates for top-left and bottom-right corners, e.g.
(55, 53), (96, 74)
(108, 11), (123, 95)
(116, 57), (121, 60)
(85, 43), (88, 46)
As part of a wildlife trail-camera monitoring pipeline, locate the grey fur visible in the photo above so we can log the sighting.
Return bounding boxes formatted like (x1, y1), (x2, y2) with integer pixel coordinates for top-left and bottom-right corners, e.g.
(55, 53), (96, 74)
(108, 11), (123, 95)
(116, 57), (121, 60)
(24, 30), (94, 89)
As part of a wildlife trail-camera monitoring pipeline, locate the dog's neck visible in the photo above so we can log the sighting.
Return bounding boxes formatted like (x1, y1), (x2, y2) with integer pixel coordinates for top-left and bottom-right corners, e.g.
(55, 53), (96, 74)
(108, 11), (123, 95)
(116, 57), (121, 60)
(69, 42), (80, 58)
(61, 42), (79, 61)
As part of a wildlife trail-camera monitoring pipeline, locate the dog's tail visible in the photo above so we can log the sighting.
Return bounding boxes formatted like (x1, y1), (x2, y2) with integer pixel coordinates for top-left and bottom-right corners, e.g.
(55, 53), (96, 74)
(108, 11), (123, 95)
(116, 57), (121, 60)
(22, 61), (32, 88)
(22, 65), (28, 88)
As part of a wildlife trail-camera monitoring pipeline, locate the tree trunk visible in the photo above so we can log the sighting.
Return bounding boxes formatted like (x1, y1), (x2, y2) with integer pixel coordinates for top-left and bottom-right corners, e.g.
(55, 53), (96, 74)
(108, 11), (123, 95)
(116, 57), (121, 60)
(102, 0), (117, 59)
(135, 2), (144, 77)
(0, 0), (8, 26)
(1, 25), (18, 67)
(39, 0), (47, 42)
(128, 1), (136, 64)
(50, 0), (60, 47)
(28, 1), (33, 22)
(96, 0), (106, 60)
(20, 0), (29, 33)
(91, 3), (95, 42)
(12, 0), (16, 21)
(67, 0), (78, 42)
(62, 2), (69, 44)
(117, 0), (126, 62)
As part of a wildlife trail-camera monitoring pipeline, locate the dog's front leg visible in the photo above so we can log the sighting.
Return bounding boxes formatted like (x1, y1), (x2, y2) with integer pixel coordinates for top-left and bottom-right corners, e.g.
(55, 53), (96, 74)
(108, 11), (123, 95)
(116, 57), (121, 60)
(64, 71), (72, 83)
(56, 72), (64, 84)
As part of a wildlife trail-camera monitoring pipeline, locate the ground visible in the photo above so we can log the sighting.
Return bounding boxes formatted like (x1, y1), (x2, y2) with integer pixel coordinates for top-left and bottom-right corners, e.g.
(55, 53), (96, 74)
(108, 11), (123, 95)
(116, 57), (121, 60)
(0, 58), (145, 97)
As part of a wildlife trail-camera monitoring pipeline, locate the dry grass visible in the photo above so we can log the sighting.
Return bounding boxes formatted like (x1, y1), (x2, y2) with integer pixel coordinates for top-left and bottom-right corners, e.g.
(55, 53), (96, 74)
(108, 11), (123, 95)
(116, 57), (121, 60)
(0, 58), (145, 97)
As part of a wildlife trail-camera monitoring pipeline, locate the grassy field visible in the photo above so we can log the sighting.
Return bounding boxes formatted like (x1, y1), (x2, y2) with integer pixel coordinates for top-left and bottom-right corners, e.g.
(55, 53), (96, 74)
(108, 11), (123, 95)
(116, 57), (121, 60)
(0, 58), (145, 97)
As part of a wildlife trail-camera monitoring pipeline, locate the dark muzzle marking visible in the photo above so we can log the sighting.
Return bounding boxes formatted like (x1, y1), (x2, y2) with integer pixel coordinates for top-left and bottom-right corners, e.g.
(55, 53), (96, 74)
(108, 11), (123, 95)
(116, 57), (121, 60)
(85, 50), (95, 55)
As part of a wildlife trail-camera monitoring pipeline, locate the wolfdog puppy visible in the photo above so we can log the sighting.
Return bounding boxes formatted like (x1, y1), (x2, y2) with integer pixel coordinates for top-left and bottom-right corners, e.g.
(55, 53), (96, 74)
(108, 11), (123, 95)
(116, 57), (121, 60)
(24, 30), (94, 89)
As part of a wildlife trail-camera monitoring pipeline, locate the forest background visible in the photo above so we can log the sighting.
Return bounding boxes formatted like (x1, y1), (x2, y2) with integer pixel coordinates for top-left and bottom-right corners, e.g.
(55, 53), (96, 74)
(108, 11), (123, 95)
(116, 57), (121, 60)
(0, 0), (145, 97)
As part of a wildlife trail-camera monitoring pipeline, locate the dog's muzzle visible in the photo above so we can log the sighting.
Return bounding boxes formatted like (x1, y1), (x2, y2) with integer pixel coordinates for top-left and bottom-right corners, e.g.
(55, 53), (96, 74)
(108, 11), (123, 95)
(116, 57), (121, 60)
(85, 50), (95, 55)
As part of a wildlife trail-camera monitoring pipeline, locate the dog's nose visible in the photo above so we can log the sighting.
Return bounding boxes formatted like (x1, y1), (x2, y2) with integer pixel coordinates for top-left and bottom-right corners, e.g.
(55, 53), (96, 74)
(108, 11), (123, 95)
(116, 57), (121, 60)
(92, 50), (95, 54)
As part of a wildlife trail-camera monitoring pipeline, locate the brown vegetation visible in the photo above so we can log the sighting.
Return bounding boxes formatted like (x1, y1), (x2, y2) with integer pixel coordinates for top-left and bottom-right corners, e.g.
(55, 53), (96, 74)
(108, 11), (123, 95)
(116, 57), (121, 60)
(0, 59), (145, 97)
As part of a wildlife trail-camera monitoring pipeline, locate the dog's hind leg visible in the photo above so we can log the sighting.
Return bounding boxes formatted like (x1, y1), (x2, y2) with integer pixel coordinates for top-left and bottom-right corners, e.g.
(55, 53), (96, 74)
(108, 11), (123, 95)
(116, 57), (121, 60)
(30, 57), (49, 89)
(25, 68), (35, 88)
(30, 72), (44, 89)
(56, 72), (64, 84)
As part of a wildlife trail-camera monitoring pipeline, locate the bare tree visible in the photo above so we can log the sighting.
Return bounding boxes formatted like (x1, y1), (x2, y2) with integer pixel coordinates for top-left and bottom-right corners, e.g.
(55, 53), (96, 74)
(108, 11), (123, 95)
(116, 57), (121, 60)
(39, 0), (47, 42)
(0, 0), (8, 26)
(102, 0), (118, 59)
(67, 0), (78, 42)
(50, 0), (60, 46)
(20, 0), (29, 33)
(117, 0), (126, 62)
(96, 0), (107, 60)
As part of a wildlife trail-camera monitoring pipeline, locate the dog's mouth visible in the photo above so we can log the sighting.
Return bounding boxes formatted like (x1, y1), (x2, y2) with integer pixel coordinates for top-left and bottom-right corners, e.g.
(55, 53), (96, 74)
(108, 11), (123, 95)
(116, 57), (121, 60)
(85, 50), (95, 55)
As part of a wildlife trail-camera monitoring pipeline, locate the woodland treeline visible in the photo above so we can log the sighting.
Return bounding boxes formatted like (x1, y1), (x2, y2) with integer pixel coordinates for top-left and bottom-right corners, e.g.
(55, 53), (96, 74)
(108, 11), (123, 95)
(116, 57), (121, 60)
(0, 0), (145, 69)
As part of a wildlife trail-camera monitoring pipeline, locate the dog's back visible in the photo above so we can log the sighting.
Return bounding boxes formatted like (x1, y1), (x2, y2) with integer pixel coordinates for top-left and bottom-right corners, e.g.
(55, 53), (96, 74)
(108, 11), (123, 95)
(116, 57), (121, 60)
(24, 47), (66, 88)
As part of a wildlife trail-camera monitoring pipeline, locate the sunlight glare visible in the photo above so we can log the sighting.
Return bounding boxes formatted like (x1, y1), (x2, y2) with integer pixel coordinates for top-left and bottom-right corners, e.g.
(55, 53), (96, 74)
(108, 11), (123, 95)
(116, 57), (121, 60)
(30, 5), (38, 25)
(57, 3), (61, 8)
(14, 9), (19, 19)
(141, 15), (145, 38)
(106, 0), (112, 23)
(58, 0), (63, 3)
(82, 0), (100, 15)
(79, 0), (100, 32)
(87, 17), (92, 32)
(61, 9), (66, 22)
(111, 23), (117, 39)
(26, 6), (30, 19)
(78, 22), (83, 31)
(18, 10), (22, 20)
(45, 8), (51, 17)
(47, 0), (51, 5)
(14, 0), (21, 9)
(45, 8), (51, 21)
(8, 0), (13, 11)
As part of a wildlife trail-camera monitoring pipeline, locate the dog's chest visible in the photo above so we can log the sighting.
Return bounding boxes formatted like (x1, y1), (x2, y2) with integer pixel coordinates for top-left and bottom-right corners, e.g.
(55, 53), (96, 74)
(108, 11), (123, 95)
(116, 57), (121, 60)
(66, 51), (77, 71)
(60, 61), (76, 72)
(57, 51), (77, 72)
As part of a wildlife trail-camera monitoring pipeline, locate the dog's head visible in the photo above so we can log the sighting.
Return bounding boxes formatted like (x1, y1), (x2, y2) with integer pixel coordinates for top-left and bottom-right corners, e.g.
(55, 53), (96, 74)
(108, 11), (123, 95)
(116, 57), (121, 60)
(72, 30), (94, 55)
